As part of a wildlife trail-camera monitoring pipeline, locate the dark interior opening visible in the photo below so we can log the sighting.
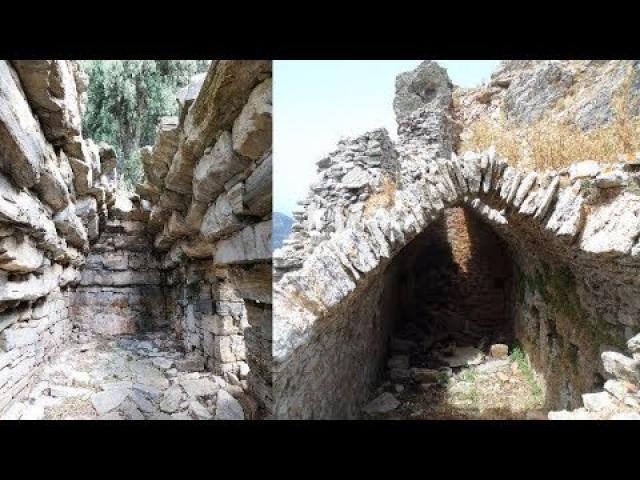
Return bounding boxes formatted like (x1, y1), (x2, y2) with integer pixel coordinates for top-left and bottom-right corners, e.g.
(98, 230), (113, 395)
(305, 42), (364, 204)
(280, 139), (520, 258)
(386, 207), (515, 345)
(369, 207), (544, 419)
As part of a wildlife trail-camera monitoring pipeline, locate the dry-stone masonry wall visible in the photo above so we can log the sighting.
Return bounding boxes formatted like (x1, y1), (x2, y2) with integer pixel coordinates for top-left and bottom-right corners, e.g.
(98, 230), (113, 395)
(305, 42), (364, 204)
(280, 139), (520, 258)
(138, 61), (273, 417)
(70, 193), (167, 336)
(0, 60), (122, 413)
(273, 60), (640, 419)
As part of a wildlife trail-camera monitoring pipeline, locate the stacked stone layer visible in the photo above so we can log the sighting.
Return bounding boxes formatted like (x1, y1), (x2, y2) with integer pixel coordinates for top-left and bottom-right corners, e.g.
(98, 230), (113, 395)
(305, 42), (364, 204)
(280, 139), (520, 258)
(70, 193), (167, 336)
(139, 61), (273, 416)
(0, 60), (120, 413)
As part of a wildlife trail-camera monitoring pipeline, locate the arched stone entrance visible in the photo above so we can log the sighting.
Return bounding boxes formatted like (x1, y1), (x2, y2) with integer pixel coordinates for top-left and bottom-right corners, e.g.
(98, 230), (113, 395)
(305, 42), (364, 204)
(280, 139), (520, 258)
(274, 116), (640, 419)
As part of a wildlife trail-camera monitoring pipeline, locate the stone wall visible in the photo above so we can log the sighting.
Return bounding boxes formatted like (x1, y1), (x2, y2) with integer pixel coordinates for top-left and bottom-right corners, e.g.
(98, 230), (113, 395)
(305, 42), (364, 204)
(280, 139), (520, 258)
(0, 60), (119, 413)
(138, 61), (273, 417)
(70, 194), (167, 335)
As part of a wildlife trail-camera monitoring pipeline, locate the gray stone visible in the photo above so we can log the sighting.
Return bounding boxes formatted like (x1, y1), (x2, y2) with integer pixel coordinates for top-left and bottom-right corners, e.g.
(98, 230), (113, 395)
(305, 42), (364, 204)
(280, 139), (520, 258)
(193, 131), (249, 203)
(200, 194), (245, 241)
(91, 388), (129, 415)
(393, 60), (452, 121)
(214, 389), (244, 420)
(11, 60), (82, 145)
(232, 78), (272, 160)
(151, 357), (174, 370)
(595, 170), (628, 188)
(189, 400), (212, 420)
(179, 377), (219, 398)
(159, 385), (183, 413)
(438, 346), (484, 367)
(362, 392), (400, 415)
(0, 61), (46, 188)
(49, 385), (93, 399)
(0, 235), (44, 272)
(341, 166), (370, 189)
(602, 351), (640, 384)
(627, 333), (640, 354)
(503, 61), (574, 124)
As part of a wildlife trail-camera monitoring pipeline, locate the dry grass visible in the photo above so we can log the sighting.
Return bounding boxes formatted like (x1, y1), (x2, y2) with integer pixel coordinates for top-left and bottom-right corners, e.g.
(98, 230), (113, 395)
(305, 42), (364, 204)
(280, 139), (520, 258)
(363, 176), (396, 217)
(460, 65), (640, 170)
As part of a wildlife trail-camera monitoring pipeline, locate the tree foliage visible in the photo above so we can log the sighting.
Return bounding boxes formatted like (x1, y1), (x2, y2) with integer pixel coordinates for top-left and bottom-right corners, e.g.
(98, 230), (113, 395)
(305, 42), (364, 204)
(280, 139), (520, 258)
(82, 60), (210, 188)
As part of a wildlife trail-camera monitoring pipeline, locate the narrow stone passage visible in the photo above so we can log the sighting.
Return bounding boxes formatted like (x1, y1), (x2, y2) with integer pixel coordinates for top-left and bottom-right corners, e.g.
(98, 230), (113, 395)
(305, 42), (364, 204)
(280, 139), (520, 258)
(1, 330), (245, 420)
(0, 60), (272, 420)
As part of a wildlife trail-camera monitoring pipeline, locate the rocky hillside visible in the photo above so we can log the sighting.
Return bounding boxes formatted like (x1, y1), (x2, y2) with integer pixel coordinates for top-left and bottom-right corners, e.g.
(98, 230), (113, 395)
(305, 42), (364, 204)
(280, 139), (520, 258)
(455, 61), (640, 169)
(457, 60), (640, 130)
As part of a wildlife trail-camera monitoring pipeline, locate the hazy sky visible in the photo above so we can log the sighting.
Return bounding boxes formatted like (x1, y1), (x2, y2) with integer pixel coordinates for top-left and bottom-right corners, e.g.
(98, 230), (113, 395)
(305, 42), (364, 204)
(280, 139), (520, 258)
(273, 60), (501, 216)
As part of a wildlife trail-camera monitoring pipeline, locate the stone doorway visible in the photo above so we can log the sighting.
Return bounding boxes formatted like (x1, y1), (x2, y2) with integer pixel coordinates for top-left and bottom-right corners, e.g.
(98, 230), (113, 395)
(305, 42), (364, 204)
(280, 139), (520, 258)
(364, 207), (545, 419)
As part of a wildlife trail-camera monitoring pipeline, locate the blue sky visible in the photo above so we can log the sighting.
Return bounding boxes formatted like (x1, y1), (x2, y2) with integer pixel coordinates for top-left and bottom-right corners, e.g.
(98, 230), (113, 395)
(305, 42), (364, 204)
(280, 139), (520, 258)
(273, 60), (501, 216)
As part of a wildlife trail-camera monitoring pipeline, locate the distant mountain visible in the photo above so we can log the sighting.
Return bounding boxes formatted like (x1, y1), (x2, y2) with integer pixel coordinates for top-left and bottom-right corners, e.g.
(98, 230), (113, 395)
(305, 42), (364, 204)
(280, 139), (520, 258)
(273, 212), (294, 249)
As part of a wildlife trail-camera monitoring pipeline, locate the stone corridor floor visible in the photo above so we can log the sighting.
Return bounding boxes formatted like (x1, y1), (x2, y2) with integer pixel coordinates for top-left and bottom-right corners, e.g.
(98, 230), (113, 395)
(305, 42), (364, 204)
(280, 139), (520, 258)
(1, 332), (246, 420)
(362, 334), (547, 420)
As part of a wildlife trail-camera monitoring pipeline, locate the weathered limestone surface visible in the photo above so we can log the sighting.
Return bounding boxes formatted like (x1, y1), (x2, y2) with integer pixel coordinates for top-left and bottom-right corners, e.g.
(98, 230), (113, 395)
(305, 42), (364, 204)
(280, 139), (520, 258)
(273, 61), (640, 419)
(70, 195), (166, 336)
(456, 60), (640, 132)
(0, 59), (127, 415)
(140, 61), (273, 418)
(1, 59), (272, 420)
(1, 332), (250, 420)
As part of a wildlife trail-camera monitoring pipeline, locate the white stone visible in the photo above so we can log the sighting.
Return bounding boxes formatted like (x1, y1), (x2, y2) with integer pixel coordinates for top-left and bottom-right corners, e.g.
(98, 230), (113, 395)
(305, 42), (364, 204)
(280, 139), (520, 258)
(568, 160), (600, 181)
(582, 391), (617, 413)
(179, 377), (219, 398)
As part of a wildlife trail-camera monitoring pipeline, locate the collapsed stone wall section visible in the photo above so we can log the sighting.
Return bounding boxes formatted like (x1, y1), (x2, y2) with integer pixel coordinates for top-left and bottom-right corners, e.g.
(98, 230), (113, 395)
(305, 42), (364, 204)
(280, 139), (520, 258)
(139, 61), (273, 417)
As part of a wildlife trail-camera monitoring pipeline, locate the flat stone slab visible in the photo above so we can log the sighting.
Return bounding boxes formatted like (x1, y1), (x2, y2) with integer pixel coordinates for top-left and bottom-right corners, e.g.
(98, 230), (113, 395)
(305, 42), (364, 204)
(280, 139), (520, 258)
(179, 377), (219, 398)
(362, 392), (400, 415)
(214, 389), (244, 420)
(91, 388), (130, 415)
(438, 346), (485, 368)
(50, 385), (93, 399)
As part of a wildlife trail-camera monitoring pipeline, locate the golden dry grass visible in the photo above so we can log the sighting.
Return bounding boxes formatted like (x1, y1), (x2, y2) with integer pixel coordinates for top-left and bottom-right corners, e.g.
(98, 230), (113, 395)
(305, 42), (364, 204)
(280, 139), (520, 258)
(460, 65), (640, 170)
(363, 175), (396, 217)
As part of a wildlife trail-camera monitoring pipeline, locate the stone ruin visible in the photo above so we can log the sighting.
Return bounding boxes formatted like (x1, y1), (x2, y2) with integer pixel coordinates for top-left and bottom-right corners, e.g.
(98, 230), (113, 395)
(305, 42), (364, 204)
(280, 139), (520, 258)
(273, 61), (640, 420)
(0, 60), (272, 420)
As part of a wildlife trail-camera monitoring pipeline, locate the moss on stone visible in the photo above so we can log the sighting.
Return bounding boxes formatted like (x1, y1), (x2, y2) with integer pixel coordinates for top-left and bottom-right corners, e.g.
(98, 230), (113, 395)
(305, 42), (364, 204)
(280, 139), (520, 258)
(525, 261), (625, 349)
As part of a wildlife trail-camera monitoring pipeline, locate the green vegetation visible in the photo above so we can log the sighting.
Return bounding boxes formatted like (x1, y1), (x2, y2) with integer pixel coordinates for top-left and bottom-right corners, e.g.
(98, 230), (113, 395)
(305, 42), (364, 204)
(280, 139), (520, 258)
(509, 343), (543, 403)
(459, 368), (478, 405)
(437, 371), (451, 385)
(523, 261), (625, 348)
(82, 60), (210, 189)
